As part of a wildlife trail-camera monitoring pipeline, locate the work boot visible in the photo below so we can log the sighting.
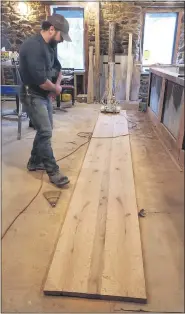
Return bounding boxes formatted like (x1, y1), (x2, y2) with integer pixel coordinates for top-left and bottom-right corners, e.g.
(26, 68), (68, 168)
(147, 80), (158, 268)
(49, 172), (70, 188)
(27, 161), (45, 171)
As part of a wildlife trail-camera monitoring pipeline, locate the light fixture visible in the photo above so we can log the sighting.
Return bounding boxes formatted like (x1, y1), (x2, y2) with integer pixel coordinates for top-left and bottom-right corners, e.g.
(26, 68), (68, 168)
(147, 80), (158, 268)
(18, 2), (28, 15)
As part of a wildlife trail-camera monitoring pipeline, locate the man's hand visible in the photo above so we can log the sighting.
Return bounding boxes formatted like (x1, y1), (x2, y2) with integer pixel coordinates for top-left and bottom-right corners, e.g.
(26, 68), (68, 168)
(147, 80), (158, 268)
(55, 84), (62, 96)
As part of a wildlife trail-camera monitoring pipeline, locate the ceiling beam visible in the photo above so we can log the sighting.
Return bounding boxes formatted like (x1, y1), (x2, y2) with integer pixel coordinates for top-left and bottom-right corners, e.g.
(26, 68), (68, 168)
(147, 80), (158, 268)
(135, 1), (184, 8)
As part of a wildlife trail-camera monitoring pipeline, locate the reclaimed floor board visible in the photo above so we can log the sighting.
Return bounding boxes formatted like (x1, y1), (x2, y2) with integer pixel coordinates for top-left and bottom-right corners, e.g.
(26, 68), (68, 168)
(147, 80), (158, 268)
(44, 111), (146, 303)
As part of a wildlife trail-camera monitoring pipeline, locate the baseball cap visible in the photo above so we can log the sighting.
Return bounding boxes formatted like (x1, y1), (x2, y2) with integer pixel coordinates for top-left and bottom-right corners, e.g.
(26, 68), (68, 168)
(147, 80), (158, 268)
(47, 14), (72, 42)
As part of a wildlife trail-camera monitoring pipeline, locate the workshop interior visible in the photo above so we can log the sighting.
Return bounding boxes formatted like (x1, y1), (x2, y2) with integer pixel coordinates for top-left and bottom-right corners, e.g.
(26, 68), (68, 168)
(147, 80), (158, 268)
(1, 1), (184, 313)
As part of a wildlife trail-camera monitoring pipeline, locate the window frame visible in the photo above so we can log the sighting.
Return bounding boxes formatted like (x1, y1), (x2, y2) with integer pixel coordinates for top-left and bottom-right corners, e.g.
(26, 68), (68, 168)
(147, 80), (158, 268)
(141, 10), (180, 66)
(50, 5), (85, 71)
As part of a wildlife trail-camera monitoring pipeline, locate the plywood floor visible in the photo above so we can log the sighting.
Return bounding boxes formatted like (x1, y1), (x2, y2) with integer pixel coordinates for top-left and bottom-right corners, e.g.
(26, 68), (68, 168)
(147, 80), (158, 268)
(2, 103), (184, 313)
(44, 112), (146, 303)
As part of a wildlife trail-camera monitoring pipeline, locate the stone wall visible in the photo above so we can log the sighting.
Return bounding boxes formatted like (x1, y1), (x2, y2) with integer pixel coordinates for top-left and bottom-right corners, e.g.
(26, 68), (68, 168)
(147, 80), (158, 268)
(139, 73), (150, 110)
(177, 13), (184, 64)
(100, 2), (142, 59)
(1, 1), (46, 50)
(1, 1), (183, 91)
(85, 2), (142, 59)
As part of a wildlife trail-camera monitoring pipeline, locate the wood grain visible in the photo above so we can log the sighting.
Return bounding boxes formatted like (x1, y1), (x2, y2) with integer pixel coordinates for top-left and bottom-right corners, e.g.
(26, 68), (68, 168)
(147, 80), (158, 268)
(44, 111), (147, 303)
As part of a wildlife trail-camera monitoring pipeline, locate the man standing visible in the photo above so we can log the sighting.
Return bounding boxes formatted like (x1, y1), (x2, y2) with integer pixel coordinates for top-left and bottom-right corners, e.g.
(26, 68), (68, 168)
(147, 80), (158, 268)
(19, 14), (71, 188)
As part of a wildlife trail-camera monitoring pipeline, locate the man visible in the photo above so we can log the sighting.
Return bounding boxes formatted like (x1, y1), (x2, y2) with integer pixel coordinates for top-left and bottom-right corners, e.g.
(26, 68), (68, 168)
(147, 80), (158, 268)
(19, 14), (71, 188)
(28, 38), (61, 128)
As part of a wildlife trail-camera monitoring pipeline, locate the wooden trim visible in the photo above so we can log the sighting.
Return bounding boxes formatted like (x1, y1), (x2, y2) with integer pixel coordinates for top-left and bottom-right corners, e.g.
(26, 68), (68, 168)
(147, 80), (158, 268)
(143, 8), (183, 13)
(158, 78), (166, 121)
(177, 90), (184, 149)
(45, 4), (51, 17)
(148, 107), (179, 161)
(87, 46), (94, 103)
(140, 12), (145, 63)
(150, 68), (184, 86)
(146, 72), (152, 107)
(179, 150), (184, 168)
(173, 11), (183, 63)
(84, 20), (89, 94)
(126, 33), (133, 102)
(43, 1), (86, 6)
(140, 17), (144, 63)
(147, 70), (184, 168)
(95, 2), (100, 102)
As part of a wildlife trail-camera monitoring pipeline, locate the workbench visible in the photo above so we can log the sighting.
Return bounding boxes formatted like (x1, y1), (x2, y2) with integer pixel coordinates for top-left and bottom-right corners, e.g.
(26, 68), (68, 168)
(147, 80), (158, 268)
(147, 66), (184, 168)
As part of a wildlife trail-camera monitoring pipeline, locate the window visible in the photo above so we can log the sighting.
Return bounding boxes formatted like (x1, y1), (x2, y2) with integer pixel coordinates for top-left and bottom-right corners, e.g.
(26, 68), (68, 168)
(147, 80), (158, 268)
(142, 12), (178, 65)
(51, 6), (84, 70)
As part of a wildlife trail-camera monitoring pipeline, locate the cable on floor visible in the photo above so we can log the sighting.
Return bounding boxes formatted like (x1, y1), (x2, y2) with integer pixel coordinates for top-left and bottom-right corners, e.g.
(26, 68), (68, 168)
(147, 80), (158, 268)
(1, 172), (44, 239)
(1, 139), (90, 240)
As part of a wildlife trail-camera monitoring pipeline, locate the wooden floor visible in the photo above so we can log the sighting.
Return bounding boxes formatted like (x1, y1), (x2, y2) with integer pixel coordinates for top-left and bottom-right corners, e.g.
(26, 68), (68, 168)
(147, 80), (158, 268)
(44, 111), (146, 303)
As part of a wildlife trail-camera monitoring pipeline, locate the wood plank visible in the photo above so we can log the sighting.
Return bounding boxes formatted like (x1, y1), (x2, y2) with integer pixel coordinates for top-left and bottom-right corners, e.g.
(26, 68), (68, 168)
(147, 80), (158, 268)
(173, 11), (183, 63)
(95, 2), (100, 102)
(87, 46), (94, 104)
(177, 90), (184, 149)
(87, 138), (112, 294)
(93, 112), (129, 138)
(84, 20), (89, 94)
(108, 22), (115, 63)
(44, 137), (109, 294)
(126, 33), (133, 102)
(44, 111), (146, 303)
(158, 78), (166, 121)
(101, 135), (146, 300)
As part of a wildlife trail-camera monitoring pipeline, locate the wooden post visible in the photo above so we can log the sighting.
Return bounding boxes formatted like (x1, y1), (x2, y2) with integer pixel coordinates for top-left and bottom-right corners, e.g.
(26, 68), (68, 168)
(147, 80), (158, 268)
(95, 2), (100, 102)
(173, 11), (183, 63)
(84, 21), (89, 94)
(106, 22), (116, 95)
(108, 22), (115, 63)
(126, 33), (133, 102)
(87, 46), (94, 104)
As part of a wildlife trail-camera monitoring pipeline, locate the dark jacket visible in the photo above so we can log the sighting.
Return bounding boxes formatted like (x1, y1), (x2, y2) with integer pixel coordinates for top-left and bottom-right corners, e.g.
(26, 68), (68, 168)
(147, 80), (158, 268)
(19, 34), (61, 98)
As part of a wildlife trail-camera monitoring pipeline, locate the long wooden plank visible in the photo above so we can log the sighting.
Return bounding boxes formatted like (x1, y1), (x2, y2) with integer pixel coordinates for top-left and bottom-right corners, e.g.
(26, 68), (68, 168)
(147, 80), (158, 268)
(126, 33), (133, 101)
(101, 135), (146, 301)
(44, 137), (110, 294)
(87, 46), (94, 104)
(44, 111), (146, 303)
(93, 112), (128, 138)
(95, 2), (100, 102)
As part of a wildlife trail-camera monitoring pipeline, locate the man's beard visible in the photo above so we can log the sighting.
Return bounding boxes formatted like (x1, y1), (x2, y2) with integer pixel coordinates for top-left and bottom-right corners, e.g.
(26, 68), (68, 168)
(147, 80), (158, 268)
(49, 39), (58, 48)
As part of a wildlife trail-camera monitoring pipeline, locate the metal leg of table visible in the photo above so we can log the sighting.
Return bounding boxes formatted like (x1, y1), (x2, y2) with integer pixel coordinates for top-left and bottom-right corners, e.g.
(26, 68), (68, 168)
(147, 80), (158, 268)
(17, 99), (22, 140)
